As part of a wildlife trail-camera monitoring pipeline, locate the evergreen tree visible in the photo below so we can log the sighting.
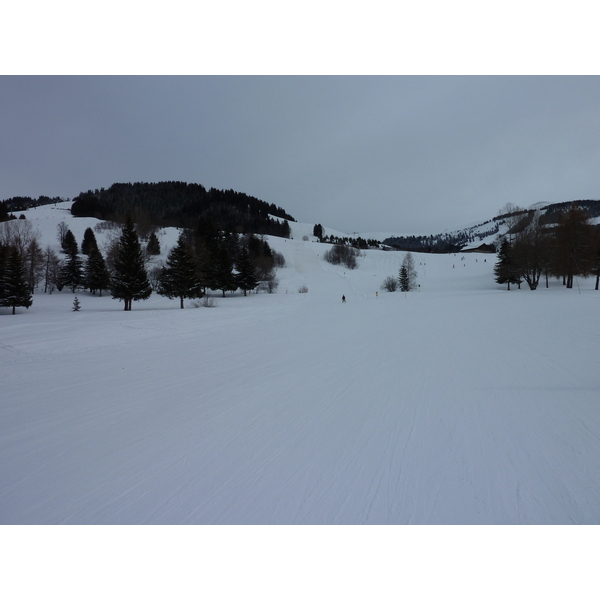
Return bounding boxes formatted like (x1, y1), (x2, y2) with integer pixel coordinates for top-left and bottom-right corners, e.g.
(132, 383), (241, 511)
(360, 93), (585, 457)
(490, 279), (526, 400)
(209, 242), (237, 297)
(494, 239), (521, 290)
(157, 233), (202, 308)
(81, 227), (99, 256)
(313, 224), (324, 240)
(59, 233), (84, 293)
(0, 248), (33, 314)
(85, 247), (111, 296)
(61, 229), (78, 254)
(146, 231), (161, 255)
(111, 217), (152, 311)
(400, 252), (418, 290)
(0, 242), (8, 301)
(399, 265), (410, 292)
(194, 216), (219, 293)
(593, 229), (600, 291)
(0, 201), (9, 223)
(235, 247), (258, 296)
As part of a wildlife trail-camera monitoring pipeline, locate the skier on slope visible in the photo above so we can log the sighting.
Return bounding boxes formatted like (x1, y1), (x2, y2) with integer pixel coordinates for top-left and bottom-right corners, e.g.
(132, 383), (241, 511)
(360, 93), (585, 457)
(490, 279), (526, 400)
(342, 295), (346, 303)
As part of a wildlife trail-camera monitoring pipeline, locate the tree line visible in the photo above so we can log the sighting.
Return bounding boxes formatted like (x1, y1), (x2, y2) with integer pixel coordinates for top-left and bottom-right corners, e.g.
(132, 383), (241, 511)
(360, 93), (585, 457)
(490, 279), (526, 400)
(70, 181), (293, 239)
(494, 206), (600, 290)
(312, 223), (380, 250)
(0, 196), (68, 222)
(0, 214), (286, 314)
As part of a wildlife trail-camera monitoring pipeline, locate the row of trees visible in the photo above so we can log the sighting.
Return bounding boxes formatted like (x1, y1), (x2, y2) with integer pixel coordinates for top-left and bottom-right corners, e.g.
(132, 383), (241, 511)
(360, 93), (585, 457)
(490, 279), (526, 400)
(494, 206), (600, 290)
(312, 224), (380, 249)
(0, 214), (286, 313)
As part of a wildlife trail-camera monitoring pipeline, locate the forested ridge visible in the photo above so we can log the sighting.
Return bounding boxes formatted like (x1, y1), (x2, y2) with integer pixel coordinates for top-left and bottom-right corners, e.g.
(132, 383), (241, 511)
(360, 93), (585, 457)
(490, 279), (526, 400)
(70, 181), (294, 238)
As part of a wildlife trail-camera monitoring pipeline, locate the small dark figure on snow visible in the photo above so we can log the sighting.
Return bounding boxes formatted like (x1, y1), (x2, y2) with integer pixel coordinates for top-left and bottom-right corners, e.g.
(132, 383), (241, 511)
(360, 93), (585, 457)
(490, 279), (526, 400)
(342, 295), (346, 303)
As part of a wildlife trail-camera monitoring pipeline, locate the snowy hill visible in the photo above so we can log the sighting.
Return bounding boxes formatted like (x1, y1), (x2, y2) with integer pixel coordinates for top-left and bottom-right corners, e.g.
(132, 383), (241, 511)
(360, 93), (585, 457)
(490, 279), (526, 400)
(1, 205), (600, 524)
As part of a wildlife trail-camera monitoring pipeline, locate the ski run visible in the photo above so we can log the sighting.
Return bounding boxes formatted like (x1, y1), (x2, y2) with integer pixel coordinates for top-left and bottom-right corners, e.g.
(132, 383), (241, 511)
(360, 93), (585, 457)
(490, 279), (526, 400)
(1, 203), (599, 525)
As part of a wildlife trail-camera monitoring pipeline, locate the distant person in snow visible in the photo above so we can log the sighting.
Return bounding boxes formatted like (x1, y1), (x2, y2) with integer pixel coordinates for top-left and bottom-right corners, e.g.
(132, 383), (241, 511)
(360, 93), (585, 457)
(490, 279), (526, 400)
(342, 295), (346, 303)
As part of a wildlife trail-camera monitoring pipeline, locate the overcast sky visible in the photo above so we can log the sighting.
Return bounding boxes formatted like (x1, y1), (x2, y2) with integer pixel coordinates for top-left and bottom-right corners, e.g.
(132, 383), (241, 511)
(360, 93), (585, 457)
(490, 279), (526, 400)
(2, 75), (599, 234)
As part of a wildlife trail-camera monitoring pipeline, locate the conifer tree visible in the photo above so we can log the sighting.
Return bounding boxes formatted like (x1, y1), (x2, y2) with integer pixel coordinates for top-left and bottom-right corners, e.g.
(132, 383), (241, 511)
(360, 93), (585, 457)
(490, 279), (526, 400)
(81, 227), (99, 256)
(0, 242), (8, 301)
(111, 217), (152, 310)
(399, 265), (410, 292)
(400, 252), (418, 290)
(0, 248), (33, 314)
(146, 231), (161, 256)
(59, 233), (84, 293)
(494, 239), (521, 290)
(61, 229), (78, 254)
(209, 242), (237, 297)
(194, 217), (219, 293)
(235, 246), (258, 296)
(157, 233), (202, 308)
(85, 247), (111, 296)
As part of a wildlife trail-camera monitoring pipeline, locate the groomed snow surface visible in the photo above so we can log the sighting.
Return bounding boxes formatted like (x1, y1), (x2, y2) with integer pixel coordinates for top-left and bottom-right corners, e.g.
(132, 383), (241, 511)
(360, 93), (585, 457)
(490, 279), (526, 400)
(1, 208), (600, 525)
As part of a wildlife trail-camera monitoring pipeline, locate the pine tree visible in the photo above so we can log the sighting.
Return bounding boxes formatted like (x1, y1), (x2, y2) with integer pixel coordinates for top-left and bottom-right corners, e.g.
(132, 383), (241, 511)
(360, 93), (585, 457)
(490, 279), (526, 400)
(111, 217), (152, 311)
(146, 231), (161, 256)
(61, 229), (78, 254)
(494, 239), (521, 290)
(81, 227), (99, 256)
(0, 248), (33, 314)
(194, 217), (219, 293)
(209, 241), (237, 297)
(235, 247), (258, 296)
(85, 247), (111, 296)
(157, 233), (202, 308)
(399, 265), (410, 292)
(59, 233), (84, 293)
(400, 252), (418, 290)
(0, 243), (9, 301)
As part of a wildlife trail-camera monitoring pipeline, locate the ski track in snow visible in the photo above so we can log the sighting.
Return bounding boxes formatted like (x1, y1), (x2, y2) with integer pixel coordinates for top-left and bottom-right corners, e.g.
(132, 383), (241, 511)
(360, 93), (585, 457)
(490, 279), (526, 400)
(1, 209), (600, 524)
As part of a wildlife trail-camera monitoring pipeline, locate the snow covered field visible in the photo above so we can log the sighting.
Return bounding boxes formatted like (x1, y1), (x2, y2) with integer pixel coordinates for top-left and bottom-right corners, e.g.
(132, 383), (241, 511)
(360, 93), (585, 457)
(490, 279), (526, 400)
(1, 206), (600, 524)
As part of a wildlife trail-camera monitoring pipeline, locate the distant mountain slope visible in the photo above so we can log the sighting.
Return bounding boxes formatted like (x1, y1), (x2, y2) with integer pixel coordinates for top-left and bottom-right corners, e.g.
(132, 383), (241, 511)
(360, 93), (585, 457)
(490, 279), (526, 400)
(383, 199), (600, 253)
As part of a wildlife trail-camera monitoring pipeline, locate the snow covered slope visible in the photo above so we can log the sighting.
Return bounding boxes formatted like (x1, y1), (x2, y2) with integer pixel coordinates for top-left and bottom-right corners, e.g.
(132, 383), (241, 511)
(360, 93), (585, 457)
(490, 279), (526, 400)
(1, 207), (600, 524)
